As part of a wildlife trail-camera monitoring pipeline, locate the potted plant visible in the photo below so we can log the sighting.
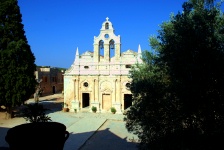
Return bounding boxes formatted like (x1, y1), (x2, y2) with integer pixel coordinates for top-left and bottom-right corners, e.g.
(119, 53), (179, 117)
(74, 108), (77, 113)
(5, 103), (69, 150)
(92, 106), (97, 113)
(111, 107), (116, 114)
(22, 103), (52, 122)
(62, 103), (69, 112)
(5, 122), (69, 150)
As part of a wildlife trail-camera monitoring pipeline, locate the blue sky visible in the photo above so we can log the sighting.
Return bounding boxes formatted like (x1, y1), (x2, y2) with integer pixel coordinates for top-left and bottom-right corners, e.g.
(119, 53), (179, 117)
(17, 0), (200, 68)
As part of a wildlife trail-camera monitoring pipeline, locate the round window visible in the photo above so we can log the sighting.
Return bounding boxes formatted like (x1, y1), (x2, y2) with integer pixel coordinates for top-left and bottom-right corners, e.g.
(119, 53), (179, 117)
(126, 83), (131, 89)
(83, 82), (88, 87)
(104, 34), (109, 38)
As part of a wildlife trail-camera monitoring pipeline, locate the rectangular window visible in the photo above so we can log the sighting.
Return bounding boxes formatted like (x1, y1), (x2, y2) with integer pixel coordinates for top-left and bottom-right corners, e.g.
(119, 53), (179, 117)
(125, 64), (132, 68)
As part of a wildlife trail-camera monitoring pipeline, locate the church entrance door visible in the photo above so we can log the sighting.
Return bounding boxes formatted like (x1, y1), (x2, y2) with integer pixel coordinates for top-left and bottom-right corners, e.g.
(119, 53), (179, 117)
(82, 93), (90, 108)
(102, 94), (111, 111)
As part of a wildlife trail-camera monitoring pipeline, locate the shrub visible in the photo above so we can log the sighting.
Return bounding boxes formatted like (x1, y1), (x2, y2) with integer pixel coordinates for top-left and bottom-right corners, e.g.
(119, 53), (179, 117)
(22, 103), (51, 123)
(111, 107), (116, 114)
(92, 106), (97, 112)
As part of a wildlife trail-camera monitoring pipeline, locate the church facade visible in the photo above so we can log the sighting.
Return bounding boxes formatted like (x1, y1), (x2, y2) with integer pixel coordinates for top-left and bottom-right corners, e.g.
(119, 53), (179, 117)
(63, 18), (142, 113)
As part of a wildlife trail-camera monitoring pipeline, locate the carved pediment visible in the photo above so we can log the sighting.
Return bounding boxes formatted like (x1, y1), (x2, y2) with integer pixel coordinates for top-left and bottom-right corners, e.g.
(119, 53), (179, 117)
(101, 88), (112, 93)
(81, 51), (93, 56)
(121, 49), (137, 57)
(100, 81), (112, 92)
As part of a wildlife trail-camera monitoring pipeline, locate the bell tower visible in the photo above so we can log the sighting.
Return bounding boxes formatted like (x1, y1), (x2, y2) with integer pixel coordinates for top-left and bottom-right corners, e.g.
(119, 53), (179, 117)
(93, 17), (121, 62)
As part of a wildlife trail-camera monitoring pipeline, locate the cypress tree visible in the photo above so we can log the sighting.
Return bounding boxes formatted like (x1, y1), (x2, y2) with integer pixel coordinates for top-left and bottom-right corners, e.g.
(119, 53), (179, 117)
(0, 0), (36, 118)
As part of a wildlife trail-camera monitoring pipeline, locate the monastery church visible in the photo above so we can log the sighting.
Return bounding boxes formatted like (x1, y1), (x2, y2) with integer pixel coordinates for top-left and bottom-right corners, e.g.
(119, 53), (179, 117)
(63, 17), (142, 113)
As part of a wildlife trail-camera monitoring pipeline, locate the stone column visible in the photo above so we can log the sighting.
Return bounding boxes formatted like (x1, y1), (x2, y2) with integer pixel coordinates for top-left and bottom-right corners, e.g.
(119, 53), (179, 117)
(94, 44), (99, 62)
(115, 43), (121, 61)
(117, 78), (121, 103)
(96, 79), (100, 112)
(95, 79), (99, 102)
(104, 44), (110, 62)
(71, 79), (80, 112)
(112, 78), (122, 114)
(91, 79), (100, 113)
(93, 79), (95, 102)
(114, 79), (117, 103)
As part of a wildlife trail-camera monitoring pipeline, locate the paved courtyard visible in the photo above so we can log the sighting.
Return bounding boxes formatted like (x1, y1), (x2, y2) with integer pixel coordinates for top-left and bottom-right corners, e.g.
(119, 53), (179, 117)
(0, 94), (139, 150)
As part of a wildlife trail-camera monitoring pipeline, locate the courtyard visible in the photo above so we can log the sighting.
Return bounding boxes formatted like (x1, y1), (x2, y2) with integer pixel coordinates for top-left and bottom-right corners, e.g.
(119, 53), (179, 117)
(0, 94), (138, 150)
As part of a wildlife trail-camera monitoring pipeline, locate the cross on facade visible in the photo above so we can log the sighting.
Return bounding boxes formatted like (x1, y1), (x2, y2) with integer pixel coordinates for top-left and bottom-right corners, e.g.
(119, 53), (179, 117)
(106, 17), (109, 21)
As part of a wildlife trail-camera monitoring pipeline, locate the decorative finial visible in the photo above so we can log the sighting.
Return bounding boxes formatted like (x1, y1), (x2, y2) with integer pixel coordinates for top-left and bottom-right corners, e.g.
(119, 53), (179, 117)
(75, 47), (79, 63)
(106, 17), (109, 21)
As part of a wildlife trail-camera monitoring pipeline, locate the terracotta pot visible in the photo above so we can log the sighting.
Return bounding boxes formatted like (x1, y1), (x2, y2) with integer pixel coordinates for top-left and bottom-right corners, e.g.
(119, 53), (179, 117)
(5, 122), (69, 150)
(63, 108), (69, 112)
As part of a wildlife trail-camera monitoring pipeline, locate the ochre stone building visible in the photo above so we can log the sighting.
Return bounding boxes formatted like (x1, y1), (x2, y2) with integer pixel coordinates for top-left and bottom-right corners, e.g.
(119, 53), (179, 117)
(63, 18), (142, 113)
(35, 66), (64, 96)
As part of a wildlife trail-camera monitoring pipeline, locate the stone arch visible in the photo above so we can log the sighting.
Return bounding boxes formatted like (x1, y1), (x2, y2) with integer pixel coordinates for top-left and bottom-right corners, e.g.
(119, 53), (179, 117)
(100, 80), (112, 91)
(109, 39), (115, 59)
(99, 40), (104, 61)
(105, 22), (109, 29)
(100, 81), (113, 111)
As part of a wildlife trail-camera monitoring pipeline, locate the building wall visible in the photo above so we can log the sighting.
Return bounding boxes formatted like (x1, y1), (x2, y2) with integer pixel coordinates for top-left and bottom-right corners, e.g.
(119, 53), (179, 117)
(64, 75), (132, 112)
(64, 18), (142, 113)
(35, 67), (64, 96)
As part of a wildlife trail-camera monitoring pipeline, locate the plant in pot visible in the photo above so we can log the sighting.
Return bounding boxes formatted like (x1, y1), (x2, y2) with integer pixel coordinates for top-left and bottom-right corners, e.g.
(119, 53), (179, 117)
(111, 107), (116, 114)
(74, 108), (77, 113)
(22, 102), (52, 122)
(5, 103), (69, 150)
(62, 102), (69, 112)
(92, 106), (97, 113)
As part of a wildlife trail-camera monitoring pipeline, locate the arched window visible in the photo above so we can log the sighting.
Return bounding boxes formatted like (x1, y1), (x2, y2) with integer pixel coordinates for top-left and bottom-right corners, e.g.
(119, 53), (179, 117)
(126, 82), (131, 90)
(99, 40), (104, 49)
(105, 23), (109, 29)
(99, 40), (104, 61)
(109, 39), (114, 49)
(109, 39), (115, 59)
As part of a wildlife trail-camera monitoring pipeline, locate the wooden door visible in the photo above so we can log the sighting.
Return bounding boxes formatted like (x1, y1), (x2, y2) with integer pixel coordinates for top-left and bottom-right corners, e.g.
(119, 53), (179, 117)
(102, 94), (111, 111)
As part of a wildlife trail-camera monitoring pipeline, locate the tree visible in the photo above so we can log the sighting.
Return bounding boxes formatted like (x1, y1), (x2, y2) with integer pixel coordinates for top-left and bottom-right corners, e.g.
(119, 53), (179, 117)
(0, 0), (36, 118)
(125, 0), (224, 149)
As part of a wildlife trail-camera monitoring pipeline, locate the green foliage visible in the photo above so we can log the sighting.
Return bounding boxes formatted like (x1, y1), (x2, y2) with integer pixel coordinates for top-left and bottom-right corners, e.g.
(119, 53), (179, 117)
(22, 103), (52, 123)
(110, 107), (116, 113)
(0, 0), (36, 109)
(125, 0), (224, 149)
(91, 106), (97, 112)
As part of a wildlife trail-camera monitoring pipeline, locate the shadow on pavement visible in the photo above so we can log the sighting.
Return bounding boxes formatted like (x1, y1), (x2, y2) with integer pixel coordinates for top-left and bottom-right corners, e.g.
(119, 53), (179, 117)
(11, 100), (64, 118)
(0, 127), (10, 149)
(78, 128), (139, 150)
(0, 126), (138, 150)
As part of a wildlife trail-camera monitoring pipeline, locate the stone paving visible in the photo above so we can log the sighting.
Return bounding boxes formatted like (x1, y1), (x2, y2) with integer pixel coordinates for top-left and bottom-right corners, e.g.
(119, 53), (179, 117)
(0, 94), (139, 150)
